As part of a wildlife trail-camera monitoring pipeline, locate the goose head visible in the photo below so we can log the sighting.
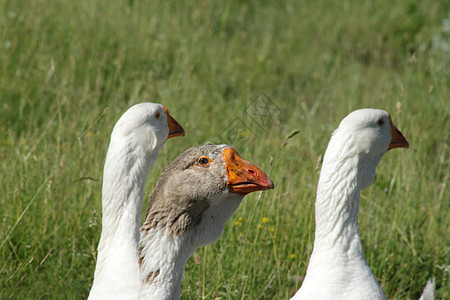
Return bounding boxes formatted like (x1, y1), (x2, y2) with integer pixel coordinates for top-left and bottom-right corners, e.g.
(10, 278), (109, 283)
(141, 144), (274, 246)
(111, 103), (185, 156)
(329, 109), (409, 189)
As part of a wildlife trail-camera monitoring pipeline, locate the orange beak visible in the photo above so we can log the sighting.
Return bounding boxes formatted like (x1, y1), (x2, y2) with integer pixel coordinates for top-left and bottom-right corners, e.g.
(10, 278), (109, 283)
(163, 106), (185, 139)
(388, 115), (409, 150)
(223, 147), (274, 195)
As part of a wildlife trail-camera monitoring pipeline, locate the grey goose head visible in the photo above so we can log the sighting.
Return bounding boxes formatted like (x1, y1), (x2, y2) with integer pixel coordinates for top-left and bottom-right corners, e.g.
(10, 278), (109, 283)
(141, 144), (274, 236)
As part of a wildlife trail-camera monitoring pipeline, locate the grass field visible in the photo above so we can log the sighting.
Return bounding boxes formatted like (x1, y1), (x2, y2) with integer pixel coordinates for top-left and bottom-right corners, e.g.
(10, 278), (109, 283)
(1, 0), (449, 298)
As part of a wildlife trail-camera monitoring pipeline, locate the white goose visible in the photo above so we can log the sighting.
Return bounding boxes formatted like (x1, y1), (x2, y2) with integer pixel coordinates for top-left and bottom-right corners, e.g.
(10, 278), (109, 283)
(138, 144), (274, 299)
(292, 109), (411, 300)
(89, 103), (184, 300)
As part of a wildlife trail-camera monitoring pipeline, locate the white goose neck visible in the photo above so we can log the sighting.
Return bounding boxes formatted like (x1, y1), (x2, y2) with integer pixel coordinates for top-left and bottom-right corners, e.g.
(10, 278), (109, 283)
(293, 133), (386, 300)
(100, 144), (158, 237)
(314, 153), (362, 253)
(139, 230), (193, 300)
(90, 140), (161, 299)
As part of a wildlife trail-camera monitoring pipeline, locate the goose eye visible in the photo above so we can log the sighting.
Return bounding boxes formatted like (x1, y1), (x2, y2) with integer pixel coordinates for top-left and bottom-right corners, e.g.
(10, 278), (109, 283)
(198, 156), (211, 166)
(377, 118), (384, 126)
(155, 111), (161, 119)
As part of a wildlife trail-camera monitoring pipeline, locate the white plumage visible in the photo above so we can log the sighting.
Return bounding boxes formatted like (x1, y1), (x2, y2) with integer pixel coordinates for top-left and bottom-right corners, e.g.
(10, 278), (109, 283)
(88, 103), (184, 300)
(292, 109), (410, 300)
(419, 278), (436, 300)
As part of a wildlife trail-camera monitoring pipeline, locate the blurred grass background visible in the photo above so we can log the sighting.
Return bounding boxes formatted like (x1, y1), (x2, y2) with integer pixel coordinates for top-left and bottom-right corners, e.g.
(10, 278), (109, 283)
(0, 0), (448, 298)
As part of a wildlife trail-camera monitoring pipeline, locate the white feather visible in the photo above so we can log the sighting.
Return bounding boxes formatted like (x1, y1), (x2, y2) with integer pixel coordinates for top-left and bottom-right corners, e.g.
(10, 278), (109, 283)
(88, 103), (176, 300)
(292, 109), (409, 300)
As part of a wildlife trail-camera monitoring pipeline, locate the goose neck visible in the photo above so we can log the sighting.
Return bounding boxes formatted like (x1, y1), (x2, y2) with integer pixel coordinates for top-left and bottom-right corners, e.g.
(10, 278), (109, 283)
(91, 143), (157, 295)
(139, 230), (193, 300)
(101, 145), (155, 240)
(314, 154), (363, 254)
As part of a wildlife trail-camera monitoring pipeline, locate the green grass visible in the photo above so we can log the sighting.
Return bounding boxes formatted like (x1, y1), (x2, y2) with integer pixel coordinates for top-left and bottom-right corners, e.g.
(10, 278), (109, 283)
(1, 0), (448, 298)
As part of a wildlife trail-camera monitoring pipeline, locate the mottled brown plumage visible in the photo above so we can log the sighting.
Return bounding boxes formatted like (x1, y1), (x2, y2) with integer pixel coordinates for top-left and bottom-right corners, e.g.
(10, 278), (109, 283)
(144, 270), (160, 285)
